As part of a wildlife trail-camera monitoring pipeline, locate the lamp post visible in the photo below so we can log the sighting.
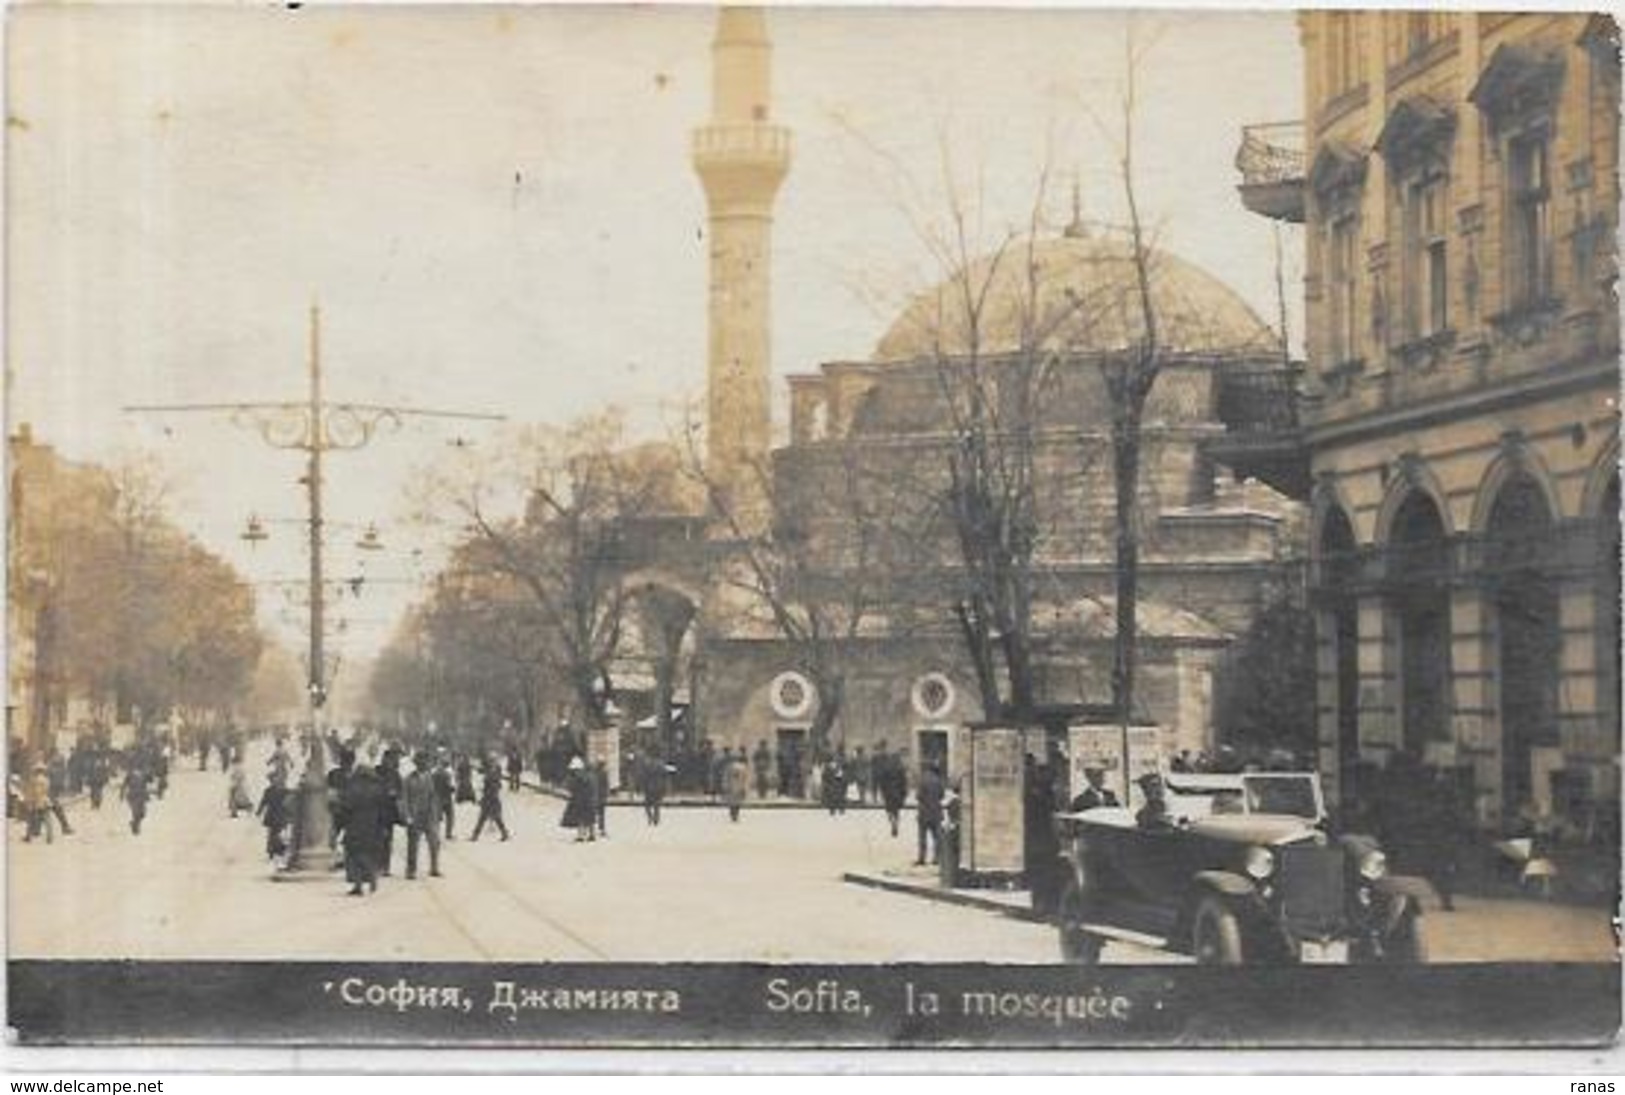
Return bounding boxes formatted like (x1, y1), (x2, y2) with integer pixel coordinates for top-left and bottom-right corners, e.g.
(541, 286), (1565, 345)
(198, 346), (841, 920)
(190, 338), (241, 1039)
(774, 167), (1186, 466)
(128, 303), (501, 878)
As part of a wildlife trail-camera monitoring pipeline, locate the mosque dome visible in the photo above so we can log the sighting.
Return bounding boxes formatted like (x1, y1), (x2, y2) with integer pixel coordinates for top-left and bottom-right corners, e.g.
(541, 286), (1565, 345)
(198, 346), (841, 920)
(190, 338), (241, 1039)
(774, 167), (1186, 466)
(873, 231), (1279, 363)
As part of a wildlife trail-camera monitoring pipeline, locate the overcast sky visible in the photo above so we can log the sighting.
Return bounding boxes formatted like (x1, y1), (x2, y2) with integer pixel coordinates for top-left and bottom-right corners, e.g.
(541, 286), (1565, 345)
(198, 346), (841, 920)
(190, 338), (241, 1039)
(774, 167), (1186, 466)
(8, 3), (1303, 672)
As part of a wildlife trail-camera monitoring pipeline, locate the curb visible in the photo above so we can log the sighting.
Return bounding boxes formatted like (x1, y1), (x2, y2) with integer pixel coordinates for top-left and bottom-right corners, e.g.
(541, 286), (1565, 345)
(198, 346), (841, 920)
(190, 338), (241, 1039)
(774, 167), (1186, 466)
(840, 870), (1047, 924)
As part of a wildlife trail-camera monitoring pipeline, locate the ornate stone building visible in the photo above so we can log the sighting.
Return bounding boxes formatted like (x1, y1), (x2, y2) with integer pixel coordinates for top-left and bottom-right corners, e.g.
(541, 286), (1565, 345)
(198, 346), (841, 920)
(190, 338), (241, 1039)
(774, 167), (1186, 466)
(685, 225), (1308, 771)
(1239, 12), (1620, 828)
(601, 7), (1316, 780)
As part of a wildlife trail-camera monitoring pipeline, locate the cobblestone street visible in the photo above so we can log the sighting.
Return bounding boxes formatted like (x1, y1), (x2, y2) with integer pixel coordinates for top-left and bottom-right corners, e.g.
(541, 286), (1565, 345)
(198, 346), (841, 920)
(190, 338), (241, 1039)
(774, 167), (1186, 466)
(9, 753), (1615, 965)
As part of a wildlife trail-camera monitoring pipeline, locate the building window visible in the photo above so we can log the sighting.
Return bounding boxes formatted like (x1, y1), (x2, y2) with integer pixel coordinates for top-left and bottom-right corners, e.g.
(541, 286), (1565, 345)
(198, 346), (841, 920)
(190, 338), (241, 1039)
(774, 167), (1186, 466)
(1403, 173), (1449, 339)
(1327, 13), (1361, 96)
(1404, 12), (1449, 57)
(1507, 134), (1552, 307)
(1328, 215), (1360, 364)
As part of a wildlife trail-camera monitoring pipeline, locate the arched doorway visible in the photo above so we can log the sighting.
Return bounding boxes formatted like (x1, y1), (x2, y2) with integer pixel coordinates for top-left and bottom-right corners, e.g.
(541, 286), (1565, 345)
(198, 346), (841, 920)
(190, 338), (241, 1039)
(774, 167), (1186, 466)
(1485, 473), (1559, 817)
(1319, 506), (1361, 801)
(1388, 492), (1451, 756)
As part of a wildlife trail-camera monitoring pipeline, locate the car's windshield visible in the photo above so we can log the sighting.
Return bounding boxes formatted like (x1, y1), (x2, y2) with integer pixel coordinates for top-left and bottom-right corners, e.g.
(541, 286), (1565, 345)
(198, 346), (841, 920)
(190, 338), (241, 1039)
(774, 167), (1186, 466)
(1243, 775), (1321, 819)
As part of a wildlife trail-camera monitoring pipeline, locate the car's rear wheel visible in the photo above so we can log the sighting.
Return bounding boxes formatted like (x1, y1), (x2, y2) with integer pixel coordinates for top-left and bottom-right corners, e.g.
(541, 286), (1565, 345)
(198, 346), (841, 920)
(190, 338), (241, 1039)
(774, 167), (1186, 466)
(1056, 870), (1103, 964)
(1192, 896), (1244, 965)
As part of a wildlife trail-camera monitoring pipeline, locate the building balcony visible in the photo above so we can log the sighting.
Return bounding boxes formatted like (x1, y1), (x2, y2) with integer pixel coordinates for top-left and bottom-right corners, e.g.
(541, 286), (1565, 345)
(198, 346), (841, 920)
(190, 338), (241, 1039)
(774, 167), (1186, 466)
(692, 122), (792, 168)
(1203, 364), (1310, 499)
(1235, 121), (1306, 224)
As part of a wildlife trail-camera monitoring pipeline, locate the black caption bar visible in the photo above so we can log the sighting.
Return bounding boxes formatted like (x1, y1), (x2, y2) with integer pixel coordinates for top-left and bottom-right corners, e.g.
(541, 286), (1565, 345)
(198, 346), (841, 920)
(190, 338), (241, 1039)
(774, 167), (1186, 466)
(8, 961), (1619, 1048)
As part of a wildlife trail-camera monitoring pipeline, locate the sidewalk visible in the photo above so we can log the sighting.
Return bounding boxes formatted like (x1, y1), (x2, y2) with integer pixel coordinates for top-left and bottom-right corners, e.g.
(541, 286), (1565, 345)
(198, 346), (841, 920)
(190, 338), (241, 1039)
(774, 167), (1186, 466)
(842, 865), (1044, 923)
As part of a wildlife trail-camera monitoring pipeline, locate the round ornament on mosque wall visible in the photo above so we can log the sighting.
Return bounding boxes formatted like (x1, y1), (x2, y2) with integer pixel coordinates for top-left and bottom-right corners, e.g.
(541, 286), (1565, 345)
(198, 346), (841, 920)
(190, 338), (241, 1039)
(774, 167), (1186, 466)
(911, 672), (956, 720)
(769, 670), (816, 720)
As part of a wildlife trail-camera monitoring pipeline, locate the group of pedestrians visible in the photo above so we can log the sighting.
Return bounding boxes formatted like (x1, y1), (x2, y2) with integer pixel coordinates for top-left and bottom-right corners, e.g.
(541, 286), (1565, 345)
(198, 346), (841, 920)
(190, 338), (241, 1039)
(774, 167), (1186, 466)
(10, 732), (175, 843)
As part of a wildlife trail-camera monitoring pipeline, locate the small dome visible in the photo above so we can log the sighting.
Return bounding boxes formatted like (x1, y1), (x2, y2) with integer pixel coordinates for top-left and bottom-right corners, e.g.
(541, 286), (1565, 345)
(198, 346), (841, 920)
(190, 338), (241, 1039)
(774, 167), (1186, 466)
(874, 233), (1278, 363)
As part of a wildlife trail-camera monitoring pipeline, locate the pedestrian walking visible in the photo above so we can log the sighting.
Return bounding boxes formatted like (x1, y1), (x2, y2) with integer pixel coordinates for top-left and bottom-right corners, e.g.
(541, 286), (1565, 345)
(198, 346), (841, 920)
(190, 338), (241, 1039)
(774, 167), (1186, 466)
(256, 775), (290, 860)
(723, 748), (750, 822)
(22, 763), (52, 843)
(470, 758), (511, 842)
(639, 751), (668, 827)
(852, 746), (872, 806)
(592, 759), (610, 837)
(402, 753), (443, 879)
(915, 761), (945, 866)
(433, 756), (456, 840)
(228, 755), (253, 818)
(875, 744), (908, 838)
(561, 756), (596, 842)
(342, 764), (387, 895)
(121, 764), (151, 836)
(505, 742), (523, 794)
(85, 747), (109, 810)
(752, 740), (774, 799)
(454, 754), (476, 807)
(377, 746), (404, 876)
(45, 751), (73, 836)
(822, 749), (848, 817)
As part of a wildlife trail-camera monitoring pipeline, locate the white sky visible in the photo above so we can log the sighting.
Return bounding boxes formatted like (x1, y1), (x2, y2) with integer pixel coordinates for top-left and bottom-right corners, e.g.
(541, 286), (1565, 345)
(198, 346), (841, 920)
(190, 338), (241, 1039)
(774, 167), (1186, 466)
(7, 2), (1303, 673)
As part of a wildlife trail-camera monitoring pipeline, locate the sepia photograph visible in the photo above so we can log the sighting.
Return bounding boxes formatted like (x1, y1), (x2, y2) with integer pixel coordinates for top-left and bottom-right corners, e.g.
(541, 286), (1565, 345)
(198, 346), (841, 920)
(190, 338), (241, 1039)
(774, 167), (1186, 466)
(3, 2), (1620, 1052)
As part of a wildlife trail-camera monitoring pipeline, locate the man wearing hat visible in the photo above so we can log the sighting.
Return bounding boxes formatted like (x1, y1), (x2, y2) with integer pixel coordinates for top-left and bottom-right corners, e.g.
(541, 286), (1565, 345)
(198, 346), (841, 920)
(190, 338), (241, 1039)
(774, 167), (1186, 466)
(1069, 766), (1120, 812)
(1135, 773), (1176, 831)
(402, 752), (443, 879)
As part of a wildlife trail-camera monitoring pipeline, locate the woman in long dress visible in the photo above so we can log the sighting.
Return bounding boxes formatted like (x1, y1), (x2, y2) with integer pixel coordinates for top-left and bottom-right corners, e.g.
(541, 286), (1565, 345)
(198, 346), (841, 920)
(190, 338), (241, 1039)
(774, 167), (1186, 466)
(560, 757), (596, 843)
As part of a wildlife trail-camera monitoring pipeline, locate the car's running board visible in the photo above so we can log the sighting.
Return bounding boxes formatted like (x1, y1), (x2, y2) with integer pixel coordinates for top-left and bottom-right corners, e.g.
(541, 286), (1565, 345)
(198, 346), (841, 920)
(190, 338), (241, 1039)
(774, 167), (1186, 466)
(1077, 923), (1171, 951)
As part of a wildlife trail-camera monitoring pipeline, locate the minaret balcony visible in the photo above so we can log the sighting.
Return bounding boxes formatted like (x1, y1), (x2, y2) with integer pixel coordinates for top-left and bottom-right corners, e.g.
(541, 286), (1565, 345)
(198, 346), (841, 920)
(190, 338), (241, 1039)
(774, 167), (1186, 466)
(1234, 121), (1305, 223)
(693, 122), (792, 169)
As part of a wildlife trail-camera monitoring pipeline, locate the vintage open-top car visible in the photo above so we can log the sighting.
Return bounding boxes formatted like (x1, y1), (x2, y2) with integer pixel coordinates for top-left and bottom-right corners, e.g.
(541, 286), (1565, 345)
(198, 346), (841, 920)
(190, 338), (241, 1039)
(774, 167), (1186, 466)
(1053, 771), (1432, 964)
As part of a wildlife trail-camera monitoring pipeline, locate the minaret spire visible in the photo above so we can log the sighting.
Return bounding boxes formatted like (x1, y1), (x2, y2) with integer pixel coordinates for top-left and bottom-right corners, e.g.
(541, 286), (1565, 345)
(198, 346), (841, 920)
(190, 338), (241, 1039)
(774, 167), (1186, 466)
(693, 5), (790, 534)
(1064, 173), (1088, 239)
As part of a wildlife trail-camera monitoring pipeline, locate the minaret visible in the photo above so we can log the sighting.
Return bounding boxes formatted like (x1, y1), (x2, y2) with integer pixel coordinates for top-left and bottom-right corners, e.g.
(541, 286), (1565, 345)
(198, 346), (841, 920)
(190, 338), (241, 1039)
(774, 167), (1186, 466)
(693, 6), (790, 533)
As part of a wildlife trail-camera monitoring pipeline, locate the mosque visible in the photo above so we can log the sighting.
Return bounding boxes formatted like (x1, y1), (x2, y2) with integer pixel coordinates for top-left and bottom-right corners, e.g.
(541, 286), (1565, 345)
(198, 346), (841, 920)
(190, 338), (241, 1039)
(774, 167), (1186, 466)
(614, 8), (1309, 777)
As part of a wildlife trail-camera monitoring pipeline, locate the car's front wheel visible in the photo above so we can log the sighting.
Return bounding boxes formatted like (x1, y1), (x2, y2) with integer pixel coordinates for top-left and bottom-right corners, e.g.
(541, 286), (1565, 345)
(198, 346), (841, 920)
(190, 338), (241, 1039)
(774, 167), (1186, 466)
(1191, 896), (1244, 965)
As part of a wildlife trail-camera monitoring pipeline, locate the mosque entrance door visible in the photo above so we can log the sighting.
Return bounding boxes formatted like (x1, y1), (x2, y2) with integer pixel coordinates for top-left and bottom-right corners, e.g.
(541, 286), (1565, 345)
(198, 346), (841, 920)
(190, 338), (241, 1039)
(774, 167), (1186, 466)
(775, 727), (807, 798)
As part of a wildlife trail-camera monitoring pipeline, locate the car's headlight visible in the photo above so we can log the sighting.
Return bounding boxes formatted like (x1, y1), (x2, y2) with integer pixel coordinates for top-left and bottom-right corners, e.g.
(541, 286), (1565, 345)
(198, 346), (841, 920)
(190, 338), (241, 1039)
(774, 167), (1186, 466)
(1358, 849), (1387, 882)
(1244, 846), (1275, 881)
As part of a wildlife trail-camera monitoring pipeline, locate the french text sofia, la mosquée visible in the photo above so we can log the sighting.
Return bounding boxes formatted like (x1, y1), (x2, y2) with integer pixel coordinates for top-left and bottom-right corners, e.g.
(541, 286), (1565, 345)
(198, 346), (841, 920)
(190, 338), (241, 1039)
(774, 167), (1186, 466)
(767, 978), (1139, 1029)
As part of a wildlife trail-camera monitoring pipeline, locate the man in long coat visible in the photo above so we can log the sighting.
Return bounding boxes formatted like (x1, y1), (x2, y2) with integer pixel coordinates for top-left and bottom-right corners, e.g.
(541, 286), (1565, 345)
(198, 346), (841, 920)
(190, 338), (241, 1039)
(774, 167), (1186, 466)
(723, 748), (750, 822)
(121, 764), (151, 836)
(639, 751), (668, 827)
(342, 764), (386, 895)
(470, 757), (510, 842)
(402, 753), (443, 879)
(875, 744), (908, 838)
(916, 761), (945, 866)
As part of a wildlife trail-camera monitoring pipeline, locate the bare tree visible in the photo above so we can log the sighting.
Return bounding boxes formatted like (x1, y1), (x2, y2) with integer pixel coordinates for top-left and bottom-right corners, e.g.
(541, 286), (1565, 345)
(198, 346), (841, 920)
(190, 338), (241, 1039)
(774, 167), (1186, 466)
(417, 411), (689, 730)
(679, 407), (917, 751)
(1099, 22), (1164, 723)
(844, 125), (1115, 722)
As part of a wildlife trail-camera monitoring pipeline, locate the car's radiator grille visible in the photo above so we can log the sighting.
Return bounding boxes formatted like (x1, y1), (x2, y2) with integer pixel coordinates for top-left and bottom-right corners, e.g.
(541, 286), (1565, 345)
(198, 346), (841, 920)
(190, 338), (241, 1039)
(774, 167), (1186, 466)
(1275, 846), (1346, 937)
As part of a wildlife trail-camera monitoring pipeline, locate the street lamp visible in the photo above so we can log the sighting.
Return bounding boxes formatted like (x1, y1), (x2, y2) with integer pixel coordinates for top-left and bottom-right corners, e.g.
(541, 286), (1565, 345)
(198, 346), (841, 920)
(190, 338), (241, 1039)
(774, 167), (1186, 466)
(241, 514), (269, 545)
(126, 303), (501, 880)
(356, 523), (385, 553)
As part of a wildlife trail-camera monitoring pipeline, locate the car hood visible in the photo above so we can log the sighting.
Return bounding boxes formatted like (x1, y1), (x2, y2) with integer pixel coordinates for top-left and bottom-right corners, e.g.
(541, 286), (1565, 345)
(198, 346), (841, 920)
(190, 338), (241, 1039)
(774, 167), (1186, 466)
(1187, 815), (1322, 846)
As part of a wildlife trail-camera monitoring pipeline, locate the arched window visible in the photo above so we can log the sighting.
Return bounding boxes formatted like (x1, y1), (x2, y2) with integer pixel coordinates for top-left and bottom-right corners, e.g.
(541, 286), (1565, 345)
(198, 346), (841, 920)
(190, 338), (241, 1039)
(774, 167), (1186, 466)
(1485, 472), (1559, 816)
(1389, 492), (1451, 754)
